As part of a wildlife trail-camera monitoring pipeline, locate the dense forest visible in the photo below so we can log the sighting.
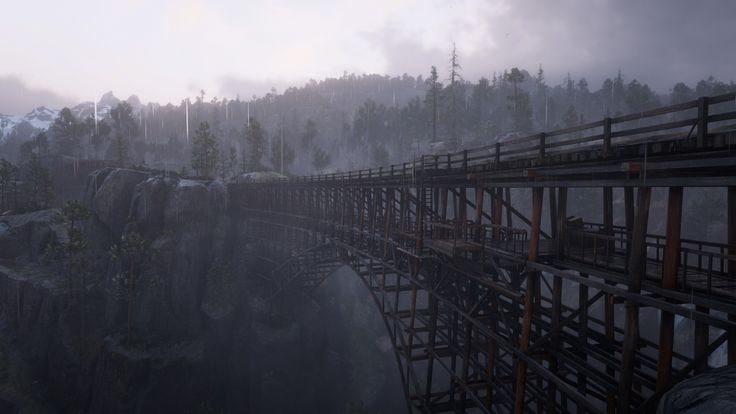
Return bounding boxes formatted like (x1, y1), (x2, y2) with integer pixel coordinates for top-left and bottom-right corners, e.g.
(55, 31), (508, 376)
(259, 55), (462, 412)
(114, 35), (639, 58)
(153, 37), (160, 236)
(2, 55), (736, 209)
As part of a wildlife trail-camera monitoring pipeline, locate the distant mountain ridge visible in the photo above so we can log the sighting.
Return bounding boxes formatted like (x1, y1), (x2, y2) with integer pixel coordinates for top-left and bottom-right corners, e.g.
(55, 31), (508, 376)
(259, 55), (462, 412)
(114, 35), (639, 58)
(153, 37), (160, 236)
(0, 91), (145, 140)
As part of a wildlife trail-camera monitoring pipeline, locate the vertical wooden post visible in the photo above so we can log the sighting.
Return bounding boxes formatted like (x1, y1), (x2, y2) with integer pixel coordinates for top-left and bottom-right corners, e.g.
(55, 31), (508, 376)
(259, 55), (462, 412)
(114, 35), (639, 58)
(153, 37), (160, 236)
(729, 186), (736, 364)
(474, 186), (484, 242)
(459, 187), (468, 224)
(697, 96), (709, 148)
(617, 186), (651, 413)
(383, 188), (394, 259)
(493, 188), (503, 241)
(577, 271), (589, 414)
(549, 187), (558, 240)
(440, 188), (449, 221)
(460, 320), (473, 410)
(425, 293), (439, 407)
(556, 188), (568, 258)
(694, 309), (710, 374)
(505, 188), (513, 227)
(603, 187), (613, 235)
(514, 187), (544, 414)
(603, 117), (612, 158)
(605, 287), (615, 414)
(624, 187), (635, 263)
(539, 133), (546, 162)
(547, 270), (563, 413)
(656, 186), (683, 389)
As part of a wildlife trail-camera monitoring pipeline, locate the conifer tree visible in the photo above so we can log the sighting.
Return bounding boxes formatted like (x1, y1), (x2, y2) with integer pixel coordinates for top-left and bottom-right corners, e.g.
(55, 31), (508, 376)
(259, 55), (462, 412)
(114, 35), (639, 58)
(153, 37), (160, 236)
(300, 119), (318, 149)
(448, 44), (462, 147)
(25, 154), (53, 210)
(311, 147), (331, 172)
(50, 108), (80, 156)
(52, 200), (91, 336)
(244, 118), (266, 171)
(191, 121), (219, 177)
(114, 134), (129, 166)
(0, 158), (18, 212)
(425, 66), (441, 143)
(110, 232), (157, 345)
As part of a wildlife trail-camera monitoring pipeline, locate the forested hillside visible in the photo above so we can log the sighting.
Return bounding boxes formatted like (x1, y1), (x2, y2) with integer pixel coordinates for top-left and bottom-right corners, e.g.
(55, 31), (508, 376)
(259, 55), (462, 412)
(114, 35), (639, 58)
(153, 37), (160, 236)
(2, 61), (735, 180)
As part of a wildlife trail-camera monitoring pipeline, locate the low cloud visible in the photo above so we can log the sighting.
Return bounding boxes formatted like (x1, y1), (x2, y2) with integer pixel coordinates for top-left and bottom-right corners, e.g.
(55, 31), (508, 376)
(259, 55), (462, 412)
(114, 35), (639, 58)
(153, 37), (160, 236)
(218, 76), (301, 100)
(0, 75), (76, 115)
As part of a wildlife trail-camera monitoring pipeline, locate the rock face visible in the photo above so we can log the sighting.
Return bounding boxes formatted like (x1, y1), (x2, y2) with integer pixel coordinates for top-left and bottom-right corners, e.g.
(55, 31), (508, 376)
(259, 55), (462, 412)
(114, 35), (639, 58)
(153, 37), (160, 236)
(0, 167), (403, 413)
(91, 168), (150, 237)
(0, 209), (63, 261)
(658, 365), (736, 413)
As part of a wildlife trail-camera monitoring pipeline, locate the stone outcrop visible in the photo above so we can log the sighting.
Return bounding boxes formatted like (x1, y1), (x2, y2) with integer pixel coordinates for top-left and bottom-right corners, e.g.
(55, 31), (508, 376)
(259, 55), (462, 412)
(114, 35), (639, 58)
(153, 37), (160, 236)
(0, 167), (403, 413)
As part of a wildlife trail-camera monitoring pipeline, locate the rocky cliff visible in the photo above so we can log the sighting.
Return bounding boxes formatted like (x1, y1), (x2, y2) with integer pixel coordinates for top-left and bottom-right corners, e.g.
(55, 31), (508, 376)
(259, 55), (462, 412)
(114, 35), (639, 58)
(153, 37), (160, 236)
(0, 168), (401, 413)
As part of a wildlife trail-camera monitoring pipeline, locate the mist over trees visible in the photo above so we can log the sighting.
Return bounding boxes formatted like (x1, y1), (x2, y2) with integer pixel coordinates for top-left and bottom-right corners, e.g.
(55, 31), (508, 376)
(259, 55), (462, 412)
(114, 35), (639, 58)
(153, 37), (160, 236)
(1, 53), (735, 182)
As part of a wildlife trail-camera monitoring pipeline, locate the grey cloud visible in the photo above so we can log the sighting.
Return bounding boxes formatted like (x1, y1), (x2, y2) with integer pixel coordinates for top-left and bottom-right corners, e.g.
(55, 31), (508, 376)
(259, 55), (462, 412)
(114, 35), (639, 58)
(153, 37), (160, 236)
(369, 0), (736, 91)
(0, 75), (76, 115)
(218, 76), (298, 100)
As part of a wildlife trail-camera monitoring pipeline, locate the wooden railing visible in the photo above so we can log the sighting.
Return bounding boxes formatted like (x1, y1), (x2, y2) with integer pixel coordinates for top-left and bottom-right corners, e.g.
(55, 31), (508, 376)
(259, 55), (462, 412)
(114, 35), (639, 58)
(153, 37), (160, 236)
(240, 92), (736, 184)
(572, 222), (736, 296)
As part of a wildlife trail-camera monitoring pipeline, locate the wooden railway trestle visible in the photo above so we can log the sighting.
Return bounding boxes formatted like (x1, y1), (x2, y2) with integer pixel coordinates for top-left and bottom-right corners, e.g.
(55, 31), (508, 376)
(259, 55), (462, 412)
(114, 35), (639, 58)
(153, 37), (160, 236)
(230, 93), (736, 413)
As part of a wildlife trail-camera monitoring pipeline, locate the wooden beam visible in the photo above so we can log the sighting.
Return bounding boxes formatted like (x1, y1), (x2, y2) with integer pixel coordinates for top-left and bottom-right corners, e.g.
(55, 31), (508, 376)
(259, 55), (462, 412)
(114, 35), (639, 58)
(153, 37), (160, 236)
(555, 188), (568, 258)
(617, 186), (651, 413)
(656, 186), (683, 389)
(603, 187), (613, 235)
(514, 187), (544, 414)
(729, 186), (736, 364)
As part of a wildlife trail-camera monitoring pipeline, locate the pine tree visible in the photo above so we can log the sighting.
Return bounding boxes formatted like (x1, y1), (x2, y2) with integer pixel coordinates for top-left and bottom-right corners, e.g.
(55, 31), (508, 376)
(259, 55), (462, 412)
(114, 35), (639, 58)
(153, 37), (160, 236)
(51, 200), (91, 336)
(0, 158), (18, 212)
(300, 119), (318, 149)
(505, 68), (532, 132)
(218, 147), (238, 180)
(562, 105), (580, 128)
(311, 147), (331, 172)
(270, 135), (295, 175)
(50, 108), (80, 156)
(244, 118), (266, 171)
(448, 43), (462, 148)
(190, 121), (219, 177)
(110, 102), (138, 140)
(425, 66), (441, 143)
(113, 134), (128, 166)
(25, 154), (54, 210)
(110, 232), (157, 346)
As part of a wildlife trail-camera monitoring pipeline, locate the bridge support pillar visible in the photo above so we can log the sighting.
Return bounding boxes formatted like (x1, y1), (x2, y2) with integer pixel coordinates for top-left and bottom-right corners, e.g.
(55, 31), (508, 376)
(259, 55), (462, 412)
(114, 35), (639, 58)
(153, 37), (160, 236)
(729, 186), (736, 364)
(603, 187), (613, 235)
(657, 187), (683, 389)
(618, 186), (651, 413)
(514, 187), (543, 414)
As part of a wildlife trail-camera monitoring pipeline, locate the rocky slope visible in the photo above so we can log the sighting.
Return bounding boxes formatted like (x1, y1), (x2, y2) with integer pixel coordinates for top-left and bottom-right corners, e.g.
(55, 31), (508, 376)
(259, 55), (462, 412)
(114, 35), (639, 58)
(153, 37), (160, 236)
(0, 168), (402, 413)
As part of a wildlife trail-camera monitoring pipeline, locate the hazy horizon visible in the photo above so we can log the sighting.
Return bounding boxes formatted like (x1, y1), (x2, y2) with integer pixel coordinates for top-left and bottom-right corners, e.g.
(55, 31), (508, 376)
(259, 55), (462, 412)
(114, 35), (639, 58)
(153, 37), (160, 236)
(1, 0), (734, 114)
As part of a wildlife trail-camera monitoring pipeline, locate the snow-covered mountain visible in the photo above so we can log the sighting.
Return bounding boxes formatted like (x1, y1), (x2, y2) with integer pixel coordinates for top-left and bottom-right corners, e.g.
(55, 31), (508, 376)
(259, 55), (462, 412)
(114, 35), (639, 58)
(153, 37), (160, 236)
(0, 91), (130, 141)
(0, 106), (58, 138)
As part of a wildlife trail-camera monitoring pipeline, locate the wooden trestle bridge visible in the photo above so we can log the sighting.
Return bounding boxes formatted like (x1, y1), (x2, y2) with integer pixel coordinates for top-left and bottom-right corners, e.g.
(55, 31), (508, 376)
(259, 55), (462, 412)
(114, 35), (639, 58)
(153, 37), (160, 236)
(230, 93), (736, 413)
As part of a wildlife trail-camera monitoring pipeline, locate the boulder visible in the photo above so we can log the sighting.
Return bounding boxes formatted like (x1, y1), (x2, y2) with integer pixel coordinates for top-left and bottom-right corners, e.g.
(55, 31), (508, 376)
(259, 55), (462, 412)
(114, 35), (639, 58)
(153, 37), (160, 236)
(658, 365), (736, 413)
(164, 179), (209, 226)
(0, 210), (62, 260)
(91, 169), (149, 237)
(129, 176), (172, 229)
(83, 167), (115, 206)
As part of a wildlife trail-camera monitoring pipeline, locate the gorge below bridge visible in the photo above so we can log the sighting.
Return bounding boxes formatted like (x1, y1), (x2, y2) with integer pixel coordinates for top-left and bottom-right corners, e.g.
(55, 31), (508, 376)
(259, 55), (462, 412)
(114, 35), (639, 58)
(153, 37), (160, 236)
(229, 93), (736, 413)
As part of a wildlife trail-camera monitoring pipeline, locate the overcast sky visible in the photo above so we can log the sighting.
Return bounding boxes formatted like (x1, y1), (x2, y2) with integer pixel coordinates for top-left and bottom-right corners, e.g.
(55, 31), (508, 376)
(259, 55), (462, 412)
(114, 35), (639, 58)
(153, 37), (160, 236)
(1, 0), (733, 114)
